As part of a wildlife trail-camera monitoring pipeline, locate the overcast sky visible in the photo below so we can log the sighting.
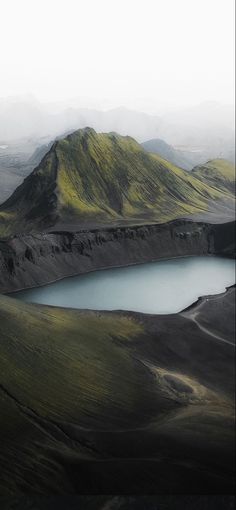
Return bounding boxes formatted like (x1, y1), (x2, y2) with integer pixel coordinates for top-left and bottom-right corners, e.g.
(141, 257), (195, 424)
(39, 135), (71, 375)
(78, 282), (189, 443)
(0, 0), (235, 112)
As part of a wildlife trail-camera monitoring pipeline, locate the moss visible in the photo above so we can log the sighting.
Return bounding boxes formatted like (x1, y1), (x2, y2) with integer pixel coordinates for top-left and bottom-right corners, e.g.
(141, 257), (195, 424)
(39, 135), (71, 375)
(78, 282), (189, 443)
(0, 295), (146, 494)
(0, 296), (145, 425)
(196, 159), (235, 179)
(0, 130), (234, 236)
(192, 159), (235, 192)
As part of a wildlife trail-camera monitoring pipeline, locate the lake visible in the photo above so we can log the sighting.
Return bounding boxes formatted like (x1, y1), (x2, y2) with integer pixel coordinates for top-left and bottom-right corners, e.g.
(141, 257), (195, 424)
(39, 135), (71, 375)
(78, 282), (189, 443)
(14, 256), (235, 314)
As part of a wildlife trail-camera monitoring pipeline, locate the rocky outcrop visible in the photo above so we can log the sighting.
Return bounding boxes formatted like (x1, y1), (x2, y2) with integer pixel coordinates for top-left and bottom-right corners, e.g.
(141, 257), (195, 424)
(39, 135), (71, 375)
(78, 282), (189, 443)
(0, 219), (235, 293)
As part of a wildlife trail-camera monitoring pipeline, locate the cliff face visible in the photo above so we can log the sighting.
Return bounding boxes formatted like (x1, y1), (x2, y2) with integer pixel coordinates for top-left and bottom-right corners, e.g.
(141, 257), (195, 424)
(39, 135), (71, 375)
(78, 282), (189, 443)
(0, 219), (235, 293)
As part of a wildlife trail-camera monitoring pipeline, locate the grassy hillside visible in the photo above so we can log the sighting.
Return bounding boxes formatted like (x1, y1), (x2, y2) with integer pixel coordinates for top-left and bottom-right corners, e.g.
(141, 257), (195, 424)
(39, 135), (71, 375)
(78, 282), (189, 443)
(0, 289), (235, 495)
(0, 129), (234, 236)
(192, 159), (235, 193)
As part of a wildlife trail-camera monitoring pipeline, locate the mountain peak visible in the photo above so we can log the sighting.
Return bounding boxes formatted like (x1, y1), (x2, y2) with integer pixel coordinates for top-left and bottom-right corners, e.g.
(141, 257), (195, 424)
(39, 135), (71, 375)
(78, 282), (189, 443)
(0, 130), (234, 236)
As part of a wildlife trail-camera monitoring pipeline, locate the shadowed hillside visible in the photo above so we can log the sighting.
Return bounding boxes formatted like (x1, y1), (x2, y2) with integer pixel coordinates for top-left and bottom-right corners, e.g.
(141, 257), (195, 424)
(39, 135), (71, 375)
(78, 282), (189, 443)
(0, 287), (235, 496)
(1, 495), (235, 510)
(0, 128), (234, 236)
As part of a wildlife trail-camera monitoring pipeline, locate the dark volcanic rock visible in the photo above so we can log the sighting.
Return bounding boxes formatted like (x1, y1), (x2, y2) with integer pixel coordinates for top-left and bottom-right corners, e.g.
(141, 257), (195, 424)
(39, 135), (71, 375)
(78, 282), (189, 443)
(1, 495), (235, 509)
(0, 219), (234, 293)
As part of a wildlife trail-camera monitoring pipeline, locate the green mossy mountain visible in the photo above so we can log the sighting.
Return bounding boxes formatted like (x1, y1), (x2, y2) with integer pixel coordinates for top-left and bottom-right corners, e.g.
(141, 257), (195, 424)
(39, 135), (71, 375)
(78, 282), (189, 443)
(192, 159), (235, 193)
(0, 128), (234, 236)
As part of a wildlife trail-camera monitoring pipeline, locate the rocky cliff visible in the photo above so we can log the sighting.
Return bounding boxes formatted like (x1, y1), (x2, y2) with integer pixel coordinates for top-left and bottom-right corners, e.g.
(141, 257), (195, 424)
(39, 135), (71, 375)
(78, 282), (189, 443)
(0, 219), (234, 293)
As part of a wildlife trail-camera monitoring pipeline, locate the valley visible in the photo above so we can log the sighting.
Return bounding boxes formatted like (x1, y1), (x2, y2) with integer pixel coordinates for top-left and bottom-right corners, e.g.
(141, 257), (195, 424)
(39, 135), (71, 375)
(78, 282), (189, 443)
(0, 286), (235, 496)
(0, 0), (235, 507)
(0, 126), (235, 501)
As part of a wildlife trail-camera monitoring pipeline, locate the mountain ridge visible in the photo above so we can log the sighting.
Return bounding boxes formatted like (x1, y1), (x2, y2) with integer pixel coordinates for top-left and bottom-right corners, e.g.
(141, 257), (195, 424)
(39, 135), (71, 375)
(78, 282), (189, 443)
(0, 128), (234, 236)
(141, 138), (197, 170)
(192, 159), (235, 193)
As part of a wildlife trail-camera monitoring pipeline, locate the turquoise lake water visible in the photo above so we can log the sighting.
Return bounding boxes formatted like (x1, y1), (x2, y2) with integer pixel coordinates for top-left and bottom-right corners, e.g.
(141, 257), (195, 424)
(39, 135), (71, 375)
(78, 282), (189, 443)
(14, 256), (235, 314)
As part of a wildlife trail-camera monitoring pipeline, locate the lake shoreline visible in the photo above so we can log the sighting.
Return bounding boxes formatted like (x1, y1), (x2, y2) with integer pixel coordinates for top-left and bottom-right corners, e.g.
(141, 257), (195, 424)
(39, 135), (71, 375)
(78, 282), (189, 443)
(0, 284), (235, 495)
(5, 252), (220, 296)
(13, 256), (235, 315)
(0, 219), (235, 294)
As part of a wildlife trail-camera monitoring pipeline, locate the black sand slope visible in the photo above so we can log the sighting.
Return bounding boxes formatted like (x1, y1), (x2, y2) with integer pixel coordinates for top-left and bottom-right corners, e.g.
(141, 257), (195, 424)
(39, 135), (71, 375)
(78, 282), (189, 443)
(1, 495), (235, 510)
(0, 286), (235, 498)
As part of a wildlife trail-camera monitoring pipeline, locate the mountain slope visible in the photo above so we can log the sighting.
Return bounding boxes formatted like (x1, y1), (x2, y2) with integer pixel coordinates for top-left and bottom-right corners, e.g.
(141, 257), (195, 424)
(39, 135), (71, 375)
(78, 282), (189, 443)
(0, 287), (235, 495)
(192, 159), (235, 193)
(141, 138), (196, 170)
(0, 128), (234, 236)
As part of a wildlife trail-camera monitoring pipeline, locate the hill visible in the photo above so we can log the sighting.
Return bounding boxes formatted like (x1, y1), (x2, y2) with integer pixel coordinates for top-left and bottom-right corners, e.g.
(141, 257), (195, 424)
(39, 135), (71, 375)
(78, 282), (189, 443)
(141, 138), (197, 170)
(0, 287), (235, 495)
(0, 128), (234, 236)
(192, 159), (235, 193)
(0, 137), (55, 204)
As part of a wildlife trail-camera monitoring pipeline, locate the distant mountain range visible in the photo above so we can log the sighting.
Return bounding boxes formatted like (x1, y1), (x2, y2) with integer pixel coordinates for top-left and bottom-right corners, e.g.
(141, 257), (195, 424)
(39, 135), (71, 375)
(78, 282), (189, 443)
(141, 139), (198, 170)
(0, 96), (234, 155)
(0, 128), (234, 236)
(0, 97), (234, 204)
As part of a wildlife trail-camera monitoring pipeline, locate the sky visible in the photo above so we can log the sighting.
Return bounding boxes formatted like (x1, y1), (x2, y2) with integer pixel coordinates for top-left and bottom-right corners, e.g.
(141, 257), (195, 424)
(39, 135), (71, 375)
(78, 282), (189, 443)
(0, 0), (235, 112)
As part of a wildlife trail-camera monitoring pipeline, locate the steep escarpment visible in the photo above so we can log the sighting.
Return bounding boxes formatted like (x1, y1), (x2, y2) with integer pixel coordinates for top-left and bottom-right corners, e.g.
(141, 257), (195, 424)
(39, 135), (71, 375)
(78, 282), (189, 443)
(0, 128), (235, 236)
(0, 144), (59, 235)
(0, 220), (234, 293)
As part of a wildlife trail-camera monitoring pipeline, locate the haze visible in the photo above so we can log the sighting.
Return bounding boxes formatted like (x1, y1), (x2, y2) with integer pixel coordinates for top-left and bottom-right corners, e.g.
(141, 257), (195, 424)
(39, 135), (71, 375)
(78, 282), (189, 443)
(0, 0), (235, 111)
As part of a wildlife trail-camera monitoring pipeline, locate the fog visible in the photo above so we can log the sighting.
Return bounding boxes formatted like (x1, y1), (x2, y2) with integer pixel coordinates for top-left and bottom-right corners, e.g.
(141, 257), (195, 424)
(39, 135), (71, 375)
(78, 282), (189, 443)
(0, 0), (234, 177)
(0, 0), (234, 110)
(0, 96), (234, 146)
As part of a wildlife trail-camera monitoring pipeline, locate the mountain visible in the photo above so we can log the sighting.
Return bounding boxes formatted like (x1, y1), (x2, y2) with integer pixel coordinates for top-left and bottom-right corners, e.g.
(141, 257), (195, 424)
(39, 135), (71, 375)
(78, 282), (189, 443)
(0, 99), (234, 207)
(27, 141), (53, 167)
(0, 137), (53, 204)
(0, 128), (234, 236)
(0, 96), (163, 142)
(192, 159), (235, 194)
(141, 138), (196, 170)
(0, 96), (234, 152)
